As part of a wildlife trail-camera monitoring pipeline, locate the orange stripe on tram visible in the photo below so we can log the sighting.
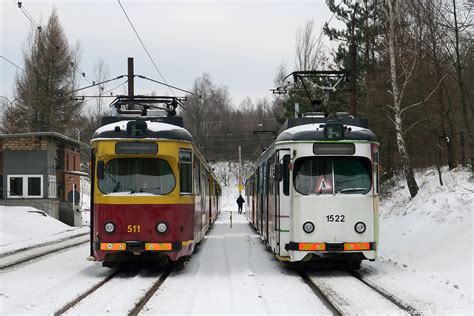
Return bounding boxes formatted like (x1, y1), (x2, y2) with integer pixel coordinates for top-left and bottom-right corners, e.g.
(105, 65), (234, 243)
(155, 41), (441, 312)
(100, 243), (126, 251)
(145, 243), (173, 251)
(344, 242), (370, 251)
(298, 243), (326, 251)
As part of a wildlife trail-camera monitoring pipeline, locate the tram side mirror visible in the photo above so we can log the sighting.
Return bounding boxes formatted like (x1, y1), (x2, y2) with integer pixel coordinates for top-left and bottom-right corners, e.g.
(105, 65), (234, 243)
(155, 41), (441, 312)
(274, 163), (283, 182)
(97, 160), (105, 180)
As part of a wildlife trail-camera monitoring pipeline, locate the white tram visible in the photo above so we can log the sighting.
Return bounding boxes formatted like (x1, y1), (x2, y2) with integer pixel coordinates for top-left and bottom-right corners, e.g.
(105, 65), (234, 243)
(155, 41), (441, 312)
(245, 113), (380, 268)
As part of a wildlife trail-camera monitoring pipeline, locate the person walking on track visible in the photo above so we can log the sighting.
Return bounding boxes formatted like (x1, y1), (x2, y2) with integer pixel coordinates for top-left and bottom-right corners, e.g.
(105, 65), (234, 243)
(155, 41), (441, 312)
(236, 194), (245, 214)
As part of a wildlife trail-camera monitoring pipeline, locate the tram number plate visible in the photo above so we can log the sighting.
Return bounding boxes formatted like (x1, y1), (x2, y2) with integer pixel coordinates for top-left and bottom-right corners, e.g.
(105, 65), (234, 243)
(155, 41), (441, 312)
(127, 225), (141, 233)
(326, 215), (345, 222)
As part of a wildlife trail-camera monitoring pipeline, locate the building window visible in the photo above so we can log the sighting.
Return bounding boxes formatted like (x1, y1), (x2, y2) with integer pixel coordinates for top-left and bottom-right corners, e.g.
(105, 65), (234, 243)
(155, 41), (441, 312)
(48, 175), (57, 198)
(7, 175), (43, 198)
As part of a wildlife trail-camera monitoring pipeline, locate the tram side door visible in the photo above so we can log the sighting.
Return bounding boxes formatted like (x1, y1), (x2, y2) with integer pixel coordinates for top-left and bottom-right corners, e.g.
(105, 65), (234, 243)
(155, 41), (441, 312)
(276, 149), (291, 256)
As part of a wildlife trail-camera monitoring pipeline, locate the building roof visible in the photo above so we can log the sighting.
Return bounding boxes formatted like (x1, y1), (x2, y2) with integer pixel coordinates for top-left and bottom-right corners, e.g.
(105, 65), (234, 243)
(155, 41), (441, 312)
(0, 132), (91, 150)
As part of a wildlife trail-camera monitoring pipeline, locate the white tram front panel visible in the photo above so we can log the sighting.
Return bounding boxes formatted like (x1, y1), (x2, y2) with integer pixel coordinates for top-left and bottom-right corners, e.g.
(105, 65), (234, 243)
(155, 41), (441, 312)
(285, 141), (378, 262)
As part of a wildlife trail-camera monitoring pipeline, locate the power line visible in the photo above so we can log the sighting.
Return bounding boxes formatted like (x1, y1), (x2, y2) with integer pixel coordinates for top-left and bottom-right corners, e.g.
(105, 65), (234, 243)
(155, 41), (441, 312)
(137, 75), (198, 97)
(117, 0), (176, 97)
(314, 0), (344, 59)
(186, 117), (277, 125)
(83, 80), (129, 104)
(0, 56), (25, 72)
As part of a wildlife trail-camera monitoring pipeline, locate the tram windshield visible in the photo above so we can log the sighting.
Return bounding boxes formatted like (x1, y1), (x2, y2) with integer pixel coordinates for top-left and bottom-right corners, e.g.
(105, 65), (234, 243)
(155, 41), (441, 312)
(99, 158), (175, 195)
(294, 157), (371, 195)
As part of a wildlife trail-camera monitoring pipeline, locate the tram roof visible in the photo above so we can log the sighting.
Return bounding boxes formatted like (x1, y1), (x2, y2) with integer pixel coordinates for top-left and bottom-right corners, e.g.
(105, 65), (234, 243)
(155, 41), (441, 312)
(91, 119), (193, 142)
(274, 115), (376, 142)
(276, 123), (377, 142)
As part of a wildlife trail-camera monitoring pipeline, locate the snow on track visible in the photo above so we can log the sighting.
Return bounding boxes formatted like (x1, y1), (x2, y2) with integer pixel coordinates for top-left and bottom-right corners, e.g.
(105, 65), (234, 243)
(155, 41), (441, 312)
(63, 269), (166, 315)
(0, 234), (89, 269)
(0, 244), (110, 314)
(140, 212), (331, 315)
(305, 270), (407, 315)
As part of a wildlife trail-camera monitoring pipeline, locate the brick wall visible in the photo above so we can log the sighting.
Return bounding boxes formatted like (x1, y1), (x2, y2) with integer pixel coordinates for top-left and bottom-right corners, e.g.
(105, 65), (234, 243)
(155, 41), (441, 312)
(2, 137), (48, 151)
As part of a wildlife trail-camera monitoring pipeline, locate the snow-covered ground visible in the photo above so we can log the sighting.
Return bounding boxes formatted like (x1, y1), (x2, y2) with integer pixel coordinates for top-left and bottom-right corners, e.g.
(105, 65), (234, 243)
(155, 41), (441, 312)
(0, 206), (88, 256)
(362, 166), (474, 311)
(0, 163), (472, 314)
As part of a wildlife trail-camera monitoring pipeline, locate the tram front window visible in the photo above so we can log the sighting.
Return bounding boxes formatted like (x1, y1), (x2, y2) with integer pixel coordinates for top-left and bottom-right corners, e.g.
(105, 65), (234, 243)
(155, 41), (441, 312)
(294, 157), (371, 195)
(99, 158), (175, 195)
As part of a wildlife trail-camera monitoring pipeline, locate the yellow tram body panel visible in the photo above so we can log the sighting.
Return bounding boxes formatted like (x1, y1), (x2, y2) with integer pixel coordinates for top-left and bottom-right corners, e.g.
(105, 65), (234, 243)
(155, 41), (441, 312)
(92, 139), (194, 205)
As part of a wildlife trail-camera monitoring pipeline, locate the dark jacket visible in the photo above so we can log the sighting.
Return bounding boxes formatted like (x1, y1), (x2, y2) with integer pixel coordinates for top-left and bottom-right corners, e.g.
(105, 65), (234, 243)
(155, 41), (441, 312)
(236, 195), (245, 205)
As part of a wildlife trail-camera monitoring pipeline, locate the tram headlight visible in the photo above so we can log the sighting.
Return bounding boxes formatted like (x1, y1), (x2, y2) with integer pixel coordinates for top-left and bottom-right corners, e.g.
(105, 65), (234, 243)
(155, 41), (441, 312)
(104, 222), (115, 233)
(156, 222), (168, 234)
(303, 221), (315, 233)
(354, 222), (366, 234)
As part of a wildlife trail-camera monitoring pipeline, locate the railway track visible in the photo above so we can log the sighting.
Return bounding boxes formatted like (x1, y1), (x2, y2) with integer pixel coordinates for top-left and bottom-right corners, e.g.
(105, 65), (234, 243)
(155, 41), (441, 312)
(0, 233), (89, 270)
(55, 266), (172, 315)
(301, 269), (418, 315)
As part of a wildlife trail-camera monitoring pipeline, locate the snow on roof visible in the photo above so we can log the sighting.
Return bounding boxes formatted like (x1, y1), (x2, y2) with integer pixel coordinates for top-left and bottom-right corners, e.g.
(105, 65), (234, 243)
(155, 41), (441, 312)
(95, 120), (188, 134)
(282, 122), (367, 136)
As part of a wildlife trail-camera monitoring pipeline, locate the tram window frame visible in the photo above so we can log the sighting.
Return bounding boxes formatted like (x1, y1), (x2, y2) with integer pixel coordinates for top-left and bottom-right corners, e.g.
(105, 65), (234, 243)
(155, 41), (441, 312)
(293, 157), (372, 195)
(179, 150), (193, 194)
(98, 158), (176, 195)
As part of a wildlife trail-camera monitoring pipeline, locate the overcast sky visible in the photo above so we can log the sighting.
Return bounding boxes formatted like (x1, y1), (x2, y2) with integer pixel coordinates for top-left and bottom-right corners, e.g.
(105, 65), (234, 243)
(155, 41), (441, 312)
(1, 0), (340, 108)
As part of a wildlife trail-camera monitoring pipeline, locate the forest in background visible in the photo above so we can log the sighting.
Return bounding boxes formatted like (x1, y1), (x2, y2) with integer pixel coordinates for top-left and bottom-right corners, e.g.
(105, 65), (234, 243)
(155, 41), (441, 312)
(1, 0), (473, 197)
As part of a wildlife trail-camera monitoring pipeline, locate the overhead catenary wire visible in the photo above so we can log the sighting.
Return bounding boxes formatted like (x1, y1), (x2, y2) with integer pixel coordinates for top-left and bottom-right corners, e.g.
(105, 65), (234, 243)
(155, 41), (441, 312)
(117, 0), (177, 97)
(0, 55), (26, 72)
(82, 79), (129, 104)
(185, 117), (277, 125)
(137, 75), (198, 97)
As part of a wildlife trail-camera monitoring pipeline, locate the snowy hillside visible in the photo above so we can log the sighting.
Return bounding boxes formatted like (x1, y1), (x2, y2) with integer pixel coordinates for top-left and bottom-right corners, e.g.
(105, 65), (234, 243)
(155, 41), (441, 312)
(364, 167), (473, 310)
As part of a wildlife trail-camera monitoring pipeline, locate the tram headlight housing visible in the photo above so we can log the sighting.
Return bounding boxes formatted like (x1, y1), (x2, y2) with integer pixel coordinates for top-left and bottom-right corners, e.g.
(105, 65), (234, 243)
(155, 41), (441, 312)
(156, 222), (168, 234)
(354, 222), (366, 234)
(104, 222), (115, 233)
(303, 221), (315, 233)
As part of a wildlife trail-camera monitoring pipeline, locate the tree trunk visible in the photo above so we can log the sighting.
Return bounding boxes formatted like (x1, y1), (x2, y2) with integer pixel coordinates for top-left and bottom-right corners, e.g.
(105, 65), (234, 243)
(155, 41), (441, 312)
(452, 0), (474, 177)
(386, 0), (419, 198)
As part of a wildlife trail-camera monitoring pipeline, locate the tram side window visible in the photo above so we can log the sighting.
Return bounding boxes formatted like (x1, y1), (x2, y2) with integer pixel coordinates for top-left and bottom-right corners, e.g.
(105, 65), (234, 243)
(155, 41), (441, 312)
(282, 155), (290, 196)
(293, 157), (371, 195)
(179, 150), (192, 194)
(193, 156), (201, 195)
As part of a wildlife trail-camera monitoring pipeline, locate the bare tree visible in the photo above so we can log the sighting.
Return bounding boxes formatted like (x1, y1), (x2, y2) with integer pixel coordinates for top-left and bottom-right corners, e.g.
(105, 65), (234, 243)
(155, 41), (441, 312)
(383, 0), (419, 198)
(295, 19), (328, 71)
(449, 0), (474, 176)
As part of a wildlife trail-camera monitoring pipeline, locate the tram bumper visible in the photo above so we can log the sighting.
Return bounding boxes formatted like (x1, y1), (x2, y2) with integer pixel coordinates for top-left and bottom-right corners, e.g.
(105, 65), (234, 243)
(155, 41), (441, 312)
(286, 241), (377, 262)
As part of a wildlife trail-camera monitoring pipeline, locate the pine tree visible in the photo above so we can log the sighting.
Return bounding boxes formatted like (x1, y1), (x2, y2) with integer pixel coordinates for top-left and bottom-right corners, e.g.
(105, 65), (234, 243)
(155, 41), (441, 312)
(4, 8), (82, 135)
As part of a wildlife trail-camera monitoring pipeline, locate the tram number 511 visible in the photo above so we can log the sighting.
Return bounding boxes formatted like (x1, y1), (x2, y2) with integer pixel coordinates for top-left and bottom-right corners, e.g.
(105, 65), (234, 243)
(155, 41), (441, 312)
(326, 215), (345, 222)
(127, 225), (141, 233)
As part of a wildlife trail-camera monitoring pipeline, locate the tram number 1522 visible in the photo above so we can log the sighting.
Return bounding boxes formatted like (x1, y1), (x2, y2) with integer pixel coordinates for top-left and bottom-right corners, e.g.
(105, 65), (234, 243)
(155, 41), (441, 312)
(326, 215), (345, 222)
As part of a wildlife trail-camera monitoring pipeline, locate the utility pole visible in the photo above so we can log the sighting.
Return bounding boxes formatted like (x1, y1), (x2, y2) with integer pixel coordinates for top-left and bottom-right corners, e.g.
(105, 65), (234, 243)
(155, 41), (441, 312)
(127, 57), (134, 110)
(349, 1), (359, 117)
(238, 145), (242, 194)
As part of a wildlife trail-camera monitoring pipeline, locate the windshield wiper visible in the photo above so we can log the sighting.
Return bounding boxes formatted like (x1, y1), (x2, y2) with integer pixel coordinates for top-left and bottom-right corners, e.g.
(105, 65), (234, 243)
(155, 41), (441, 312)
(337, 188), (368, 193)
(139, 186), (161, 193)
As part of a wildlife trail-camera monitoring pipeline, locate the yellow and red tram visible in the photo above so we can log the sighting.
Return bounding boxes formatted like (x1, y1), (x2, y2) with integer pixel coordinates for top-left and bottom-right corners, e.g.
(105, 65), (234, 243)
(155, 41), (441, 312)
(88, 115), (220, 267)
